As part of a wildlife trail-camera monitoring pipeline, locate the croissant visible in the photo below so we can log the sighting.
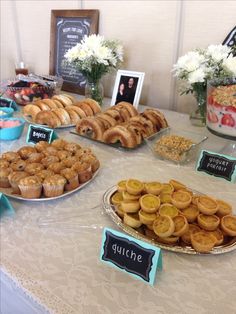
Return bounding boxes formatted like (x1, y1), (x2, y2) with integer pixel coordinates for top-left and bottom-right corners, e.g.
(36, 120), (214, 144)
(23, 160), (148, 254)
(103, 125), (138, 148)
(35, 111), (62, 128)
(76, 117), (105, 141)
(23, 104), (41, 120)
(116, 101), (138, 117)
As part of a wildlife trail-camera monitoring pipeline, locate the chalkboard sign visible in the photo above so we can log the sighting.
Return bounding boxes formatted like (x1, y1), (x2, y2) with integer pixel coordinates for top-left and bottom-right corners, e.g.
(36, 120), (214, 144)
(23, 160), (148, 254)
(50, 10), (99, 94)
(196, 150), (236, 183)
(26, 125), (58, 144)
(100, 228), (162, 285)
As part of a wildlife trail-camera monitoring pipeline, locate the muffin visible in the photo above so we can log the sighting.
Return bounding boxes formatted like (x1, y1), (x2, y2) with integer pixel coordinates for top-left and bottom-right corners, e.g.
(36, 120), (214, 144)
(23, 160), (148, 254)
(10, 159), (27, 171)
(60, 168), (79, 191)
(2, 151), (20, 162)
(72, 161), (92, 183)
(44, 147), (58, 156)
(35, 141), (50, 152)
(18, 146), (37, 160)
(36, 169), (54, 181)
(56, 150), (72, 161)
(64, 142), (81, 154)
(62, 156), (78, 168)
(0, 168), (12, 188)
(27, 152), (45, 163)
(43, 175), (66, 197)
(79, 154), (100, 173)
(51, 139), (67, 150)
(8, 171), (29, 194)
(0, 158), (10, 169)
(74, 148), (92, 158)
(24, 163), (45, 175)
(47, 162), (65, 174)
(41, 156), (60, 167)
(18, 175), (42, 199)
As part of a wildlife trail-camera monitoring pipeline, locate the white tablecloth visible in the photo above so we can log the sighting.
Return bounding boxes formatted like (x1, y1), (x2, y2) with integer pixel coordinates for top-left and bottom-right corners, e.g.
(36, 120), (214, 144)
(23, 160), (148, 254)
(1, 107), (236, 314)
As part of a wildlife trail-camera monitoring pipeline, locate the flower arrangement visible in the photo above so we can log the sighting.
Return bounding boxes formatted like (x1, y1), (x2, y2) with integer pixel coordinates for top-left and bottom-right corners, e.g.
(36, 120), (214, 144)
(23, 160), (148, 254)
(64, 34), (123, 105)
(173, 44), (236, 125)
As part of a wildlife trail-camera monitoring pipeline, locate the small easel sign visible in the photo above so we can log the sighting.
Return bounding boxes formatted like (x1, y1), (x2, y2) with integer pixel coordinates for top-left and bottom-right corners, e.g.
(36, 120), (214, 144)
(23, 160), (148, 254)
(100, 228), (162, 285)
(26, 124), (58, 144)
(196, 150), (236, 183)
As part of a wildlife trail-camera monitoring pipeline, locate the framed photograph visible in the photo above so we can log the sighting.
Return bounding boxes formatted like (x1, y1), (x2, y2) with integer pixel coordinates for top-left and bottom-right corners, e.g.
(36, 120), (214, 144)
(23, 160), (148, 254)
(111, 70), (145, 108)
(49, 10), (99, 94)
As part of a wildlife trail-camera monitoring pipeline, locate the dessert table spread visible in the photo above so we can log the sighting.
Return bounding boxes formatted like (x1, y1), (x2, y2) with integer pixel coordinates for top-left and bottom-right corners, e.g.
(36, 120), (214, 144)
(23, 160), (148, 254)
(1, 105), (236, 314)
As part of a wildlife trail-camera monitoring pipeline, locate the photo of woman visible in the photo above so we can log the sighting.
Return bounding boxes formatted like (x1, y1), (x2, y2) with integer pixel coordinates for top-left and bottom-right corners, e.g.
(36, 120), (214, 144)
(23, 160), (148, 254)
(115, 76), (139, 105)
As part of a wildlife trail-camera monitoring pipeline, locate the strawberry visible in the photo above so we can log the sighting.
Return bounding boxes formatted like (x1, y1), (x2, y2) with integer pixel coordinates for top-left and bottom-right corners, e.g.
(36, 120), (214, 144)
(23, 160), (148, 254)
(221, 114), (235, 127)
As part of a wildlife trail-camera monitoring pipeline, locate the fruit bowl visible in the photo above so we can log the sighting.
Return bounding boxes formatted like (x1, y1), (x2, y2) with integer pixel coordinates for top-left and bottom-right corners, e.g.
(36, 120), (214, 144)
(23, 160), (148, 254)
(0, 107), (14, 118)
(0, 118), (25, 140)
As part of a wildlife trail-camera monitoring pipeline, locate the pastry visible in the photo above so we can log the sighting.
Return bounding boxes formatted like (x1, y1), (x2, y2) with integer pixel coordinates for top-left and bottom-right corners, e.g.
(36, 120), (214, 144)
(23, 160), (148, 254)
(23, 104), (41, 119)
(111, 192), (123, 205)
(138, 210), (157, 225)
(35, 110), (62, 128)
(172, 215), (189, 237)
(122, 191), (140, 201)
(60, 168), (79, 191)
(0, 158), (9, 169)
(64, 142), (81, 153)
(74, 101), (94, 116)
(52, 108), (71, 125)
(117, 180), (127, 192)
(47, 162), (65, 174)
(123, 213), (142, 228)
(125, 179), (144, 195)
(169, 179), (186, 191)
(2, 151), (20, 162)
(171, 190), (192, 209)
(72, 162), (92, 183)
(35, 141), (50, 152)
(62, 156), (78, 168)
(153, 215), (175, 238)
(144, 182), (163, 195)
(27, 152), (45, 163)
(69, 106), (87, 118)
(56, 150), (73, 161)
(207, 229), (224, 246)
(41, 156), (60, 167)
(36, 169), (54, 181)
(161, 183), (174, 194)
(156, 235), (179, 245)
(18, 175), (42, 199)
(83, 98), (101, 115)
(51, 139), (67, 150)
(181, 224), (201, 244)
(139, 194), (161, 213)
(79, 154), (100, 173)
(181, 204), (199, 223)
(76, 117), (105, 141)
(197, 196), (218, 215)
(44, 146), (59, 156)
(190, 231), (216, 253)
(43, 174), (66, 197)
(121, 200), (140, 213)
(197, 214), (220, 231)
(216, 199), (232, 217)
(159, 203), (179, 218)
(221, 215), (236, 236)
(103, 125), (138, 148)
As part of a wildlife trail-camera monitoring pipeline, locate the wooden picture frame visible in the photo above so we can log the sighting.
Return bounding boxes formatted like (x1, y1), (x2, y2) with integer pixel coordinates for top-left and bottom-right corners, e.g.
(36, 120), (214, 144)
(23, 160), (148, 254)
(111, 70), (145, 109)
(49, 10), (99, 94)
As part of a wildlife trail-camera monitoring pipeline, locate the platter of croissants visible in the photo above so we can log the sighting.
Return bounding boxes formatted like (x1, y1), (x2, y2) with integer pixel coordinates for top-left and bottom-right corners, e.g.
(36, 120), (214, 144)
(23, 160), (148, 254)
(0, 139), (100, 201)
(102, 178), (236, 254)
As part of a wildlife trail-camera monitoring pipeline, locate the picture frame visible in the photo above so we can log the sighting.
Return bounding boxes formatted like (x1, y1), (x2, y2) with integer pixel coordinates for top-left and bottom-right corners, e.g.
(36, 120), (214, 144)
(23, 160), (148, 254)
(111, 70), (145, 109)
(49, 10), (99, 94)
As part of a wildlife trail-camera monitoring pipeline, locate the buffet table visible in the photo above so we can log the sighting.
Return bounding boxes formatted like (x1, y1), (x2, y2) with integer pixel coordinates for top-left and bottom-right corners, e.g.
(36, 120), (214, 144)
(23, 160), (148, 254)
(1, 108), (236, 314)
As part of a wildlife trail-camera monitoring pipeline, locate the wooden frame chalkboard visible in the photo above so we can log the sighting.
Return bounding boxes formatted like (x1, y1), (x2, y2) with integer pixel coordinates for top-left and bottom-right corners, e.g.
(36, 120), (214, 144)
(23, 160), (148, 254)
(49, 10), (99, 94)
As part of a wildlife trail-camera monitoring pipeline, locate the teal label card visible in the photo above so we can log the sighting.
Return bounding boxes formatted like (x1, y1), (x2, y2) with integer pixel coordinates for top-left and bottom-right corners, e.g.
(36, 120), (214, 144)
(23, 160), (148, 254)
(100, 228), (162, 285)
(26, 124), (58, 144)
(196, 150), (236, 183)
(0, 193), (15, 218)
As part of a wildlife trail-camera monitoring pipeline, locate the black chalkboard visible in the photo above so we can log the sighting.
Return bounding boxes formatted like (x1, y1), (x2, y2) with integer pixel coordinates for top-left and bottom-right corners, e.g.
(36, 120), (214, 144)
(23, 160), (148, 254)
(27, 125), (53, 144)
(197, 150), (236, 182)
(101, 230), (155, 282)
(50, 10), (99, 94)
(223, 26), (236, 56)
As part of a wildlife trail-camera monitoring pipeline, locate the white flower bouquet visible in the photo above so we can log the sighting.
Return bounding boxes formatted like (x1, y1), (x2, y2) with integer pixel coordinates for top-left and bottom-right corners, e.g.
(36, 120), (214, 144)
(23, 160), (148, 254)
(173, 44), (236, 124)
(65, 34), (123, 82)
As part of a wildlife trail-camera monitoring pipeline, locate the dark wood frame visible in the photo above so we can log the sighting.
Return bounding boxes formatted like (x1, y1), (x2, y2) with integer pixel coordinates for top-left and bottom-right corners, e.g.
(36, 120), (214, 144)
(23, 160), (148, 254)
(49, 10), (99, 94)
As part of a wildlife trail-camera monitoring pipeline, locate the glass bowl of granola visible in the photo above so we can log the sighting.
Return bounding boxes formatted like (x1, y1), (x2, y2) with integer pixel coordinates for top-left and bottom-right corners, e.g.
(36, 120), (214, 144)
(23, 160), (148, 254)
(145, 127), (208, 164)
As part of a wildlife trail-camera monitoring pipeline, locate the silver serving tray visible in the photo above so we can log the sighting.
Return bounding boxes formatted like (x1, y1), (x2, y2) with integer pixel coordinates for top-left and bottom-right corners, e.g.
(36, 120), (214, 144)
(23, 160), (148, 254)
(102, 185), (236, 255)
(23, 115), (75, 129)
(1, 169), (99, 201)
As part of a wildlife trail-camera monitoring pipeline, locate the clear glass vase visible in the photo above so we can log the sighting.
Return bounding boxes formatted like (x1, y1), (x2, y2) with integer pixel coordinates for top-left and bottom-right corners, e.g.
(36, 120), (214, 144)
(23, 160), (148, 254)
(85, 79), (104, 106)
(190, 90), (207, 127)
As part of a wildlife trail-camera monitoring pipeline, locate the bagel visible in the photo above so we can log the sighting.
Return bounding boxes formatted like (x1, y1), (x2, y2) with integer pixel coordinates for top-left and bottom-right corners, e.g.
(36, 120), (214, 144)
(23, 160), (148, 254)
(34, 101), (51, 111)
(52, 99), (64, 108)
(65, 108), (81, 124)
(52, 95), (72, 107)
(74, 102), (94, 116)
(103, 125), (138, 148)
(23, 104), (41, 120)
(83, 98), (101, 114)
(63, 94), (76, 104)
(52, 108), (71, 125)
(116, 101), (138, 117)
(35, 111), (61, 128)
(41, 99), (58, 110)
(76, 117), (105, 141)
(69, 106), (87, 118)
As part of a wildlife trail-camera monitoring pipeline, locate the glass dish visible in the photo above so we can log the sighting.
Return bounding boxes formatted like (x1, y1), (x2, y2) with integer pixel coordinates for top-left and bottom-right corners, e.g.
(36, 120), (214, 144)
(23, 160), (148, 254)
(145, 127), (208, 164)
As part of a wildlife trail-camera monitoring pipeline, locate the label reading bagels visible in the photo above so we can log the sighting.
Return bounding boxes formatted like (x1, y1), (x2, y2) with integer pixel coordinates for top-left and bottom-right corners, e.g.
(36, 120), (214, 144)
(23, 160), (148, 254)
(100, 228), (162, 285)
(26, 124), (58, 144)
(196, 150), (236, 183)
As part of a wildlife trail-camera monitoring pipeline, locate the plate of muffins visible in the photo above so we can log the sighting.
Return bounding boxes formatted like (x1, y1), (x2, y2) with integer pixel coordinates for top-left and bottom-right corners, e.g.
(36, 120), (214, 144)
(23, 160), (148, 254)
(0, 139), (100, 201)
(102, 179), (236, 255)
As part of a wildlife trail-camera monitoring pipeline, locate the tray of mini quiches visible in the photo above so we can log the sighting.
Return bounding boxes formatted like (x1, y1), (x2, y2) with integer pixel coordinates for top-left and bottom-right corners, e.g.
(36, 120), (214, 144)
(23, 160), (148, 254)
(102, 179), (236, 254)
(0, 139), (100, 201)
